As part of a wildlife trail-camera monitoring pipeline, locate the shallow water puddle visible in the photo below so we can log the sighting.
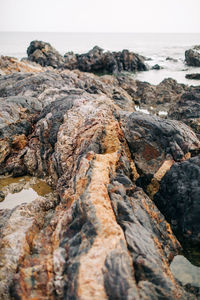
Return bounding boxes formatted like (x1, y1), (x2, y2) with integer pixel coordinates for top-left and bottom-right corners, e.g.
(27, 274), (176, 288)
(170, 255), (200, 287)
(0, 175), (53, 209)
(1, 188), (38, 209)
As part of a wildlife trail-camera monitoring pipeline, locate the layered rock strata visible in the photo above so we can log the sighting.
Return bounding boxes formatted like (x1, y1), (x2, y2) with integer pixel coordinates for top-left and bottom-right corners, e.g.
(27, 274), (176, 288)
(0, 57), (199, 299)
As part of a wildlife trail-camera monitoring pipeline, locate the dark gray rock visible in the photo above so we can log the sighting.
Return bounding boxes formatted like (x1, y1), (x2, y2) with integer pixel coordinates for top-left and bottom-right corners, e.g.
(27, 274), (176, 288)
(27, 40), (65, 68)
(185, 46), (200, 67)
(186, 73), (200, 80)
(169, 88), (200, 136)
(154, 156), (200, 246)
(64, 46), (148, 74)
(152, 64), (163, 70)
(121, 112), (200, 177)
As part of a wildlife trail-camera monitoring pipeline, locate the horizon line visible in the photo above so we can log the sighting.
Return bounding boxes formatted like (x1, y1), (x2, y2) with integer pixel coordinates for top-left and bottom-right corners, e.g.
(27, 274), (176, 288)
(0, 31), (200, 34)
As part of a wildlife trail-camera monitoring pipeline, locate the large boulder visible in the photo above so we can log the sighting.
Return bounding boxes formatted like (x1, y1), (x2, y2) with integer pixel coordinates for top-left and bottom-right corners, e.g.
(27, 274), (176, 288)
(120, 112), (200, 197)
(27, 40), (65, 68)
(0, 93), (194, 300)
(185, 45), (200, 67)
(64, 46), (148, 73)
(121, 112), (200, 177)
(154, 156), (200, 245)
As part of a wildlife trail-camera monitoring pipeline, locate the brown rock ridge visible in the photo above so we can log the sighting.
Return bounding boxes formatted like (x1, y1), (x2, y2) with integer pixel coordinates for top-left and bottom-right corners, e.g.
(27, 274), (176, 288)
(0, 60), (199, 299)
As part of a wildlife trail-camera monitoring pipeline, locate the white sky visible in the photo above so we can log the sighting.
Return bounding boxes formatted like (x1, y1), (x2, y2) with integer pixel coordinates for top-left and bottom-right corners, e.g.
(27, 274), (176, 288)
(0, 0), (200, 32)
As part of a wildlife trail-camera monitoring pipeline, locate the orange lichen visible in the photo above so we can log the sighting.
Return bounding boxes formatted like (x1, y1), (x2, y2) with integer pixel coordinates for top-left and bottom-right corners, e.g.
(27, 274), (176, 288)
(12, 134), (28, 151)
(142, 144), (160, 161)
(77, 152), (132, 300)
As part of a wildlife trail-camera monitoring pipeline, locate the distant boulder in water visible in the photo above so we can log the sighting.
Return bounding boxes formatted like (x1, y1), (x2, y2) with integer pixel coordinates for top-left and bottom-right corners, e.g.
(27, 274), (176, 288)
(27, 40), (65, 68)
(27, 40), (148, 73)
(185, 73), (200, 80)
(185, 45), (200, 67)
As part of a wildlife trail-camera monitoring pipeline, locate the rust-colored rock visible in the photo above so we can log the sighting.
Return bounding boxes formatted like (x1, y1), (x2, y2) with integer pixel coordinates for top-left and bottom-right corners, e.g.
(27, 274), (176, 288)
(0, 63), (198, 299)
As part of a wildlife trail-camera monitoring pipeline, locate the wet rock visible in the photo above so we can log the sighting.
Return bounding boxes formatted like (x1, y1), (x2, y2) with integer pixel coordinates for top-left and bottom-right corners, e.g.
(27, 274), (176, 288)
(152, 64), (163, 70)
(154, 156), (200, 245)
(185, 45), (200, 67)
(186, 73), (200, 80)
(27, 40), (65, 68)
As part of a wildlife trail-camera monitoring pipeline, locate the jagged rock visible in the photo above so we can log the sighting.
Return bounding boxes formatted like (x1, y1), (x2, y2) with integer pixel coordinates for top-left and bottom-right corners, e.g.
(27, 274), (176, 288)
(0, 55), (44, 75)
(124, 77), (187, 108)
(169, 88), (200, 136)
(121, 112), (200, 176)
(185, 45), (200, 67)
(121, 112), (200, 197)
(27, 41), (148, 73)
(154, 156), (200, 246)
(0, 65), (198, 299)
(27, 40), (65, 68)
(64, 46), (148, 74)
(0, 95), (192, 299)
(186, 73), (200, 80)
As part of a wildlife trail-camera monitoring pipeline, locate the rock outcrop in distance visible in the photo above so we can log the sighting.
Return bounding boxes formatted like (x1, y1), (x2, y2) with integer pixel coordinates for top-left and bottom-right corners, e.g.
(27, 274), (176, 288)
(27, 40), (148, 73)
(185, 45), (200, 67)
(186, 73), (200, 80)
(0, 54), (200, 299)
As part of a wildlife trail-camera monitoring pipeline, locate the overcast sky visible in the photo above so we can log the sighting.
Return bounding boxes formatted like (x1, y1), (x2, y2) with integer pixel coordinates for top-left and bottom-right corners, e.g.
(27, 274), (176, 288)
(0, 0), (200, 32)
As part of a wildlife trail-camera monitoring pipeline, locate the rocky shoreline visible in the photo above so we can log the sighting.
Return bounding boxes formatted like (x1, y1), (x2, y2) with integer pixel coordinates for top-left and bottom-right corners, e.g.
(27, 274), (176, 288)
(0, 41), (200, 299)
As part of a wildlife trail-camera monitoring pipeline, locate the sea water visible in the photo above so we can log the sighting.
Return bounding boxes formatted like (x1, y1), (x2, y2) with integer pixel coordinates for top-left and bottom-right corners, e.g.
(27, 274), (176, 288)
(0, 32), (200, 85)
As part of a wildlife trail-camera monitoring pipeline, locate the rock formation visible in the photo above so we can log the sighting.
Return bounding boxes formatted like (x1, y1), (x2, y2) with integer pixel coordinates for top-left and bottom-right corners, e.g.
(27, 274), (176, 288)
(27, 40), (65, 68)
(169, 88), (200, 136)
(185, 45), (200, 67)
(186, 73), (200, 80)
(27, 41), (148, 73)
(0, 54), (199, 299)
(154, 156), (200, 245)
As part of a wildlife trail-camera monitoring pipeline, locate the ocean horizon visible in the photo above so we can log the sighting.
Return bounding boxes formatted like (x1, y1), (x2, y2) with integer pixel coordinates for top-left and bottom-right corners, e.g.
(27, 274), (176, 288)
(1, 31), (200, 85)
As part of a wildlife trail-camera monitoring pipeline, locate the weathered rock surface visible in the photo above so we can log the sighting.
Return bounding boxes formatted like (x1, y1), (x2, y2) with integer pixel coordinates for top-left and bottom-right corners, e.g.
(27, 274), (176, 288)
(0, 62), (199, 299)
(120, 112), (200, 198)
(0, 95), (194, 299)
(185, 46), (200, 67)
(65, 46), (148, 73)
(169, 88), (200, 136)
(27, 41), (148, 73)
(27, 40), (65, 68)
(118, 77), (188, 109)
(121, 112), (200, 175)
(154, 156), (200, 246)
(0, 55), (44, 75)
